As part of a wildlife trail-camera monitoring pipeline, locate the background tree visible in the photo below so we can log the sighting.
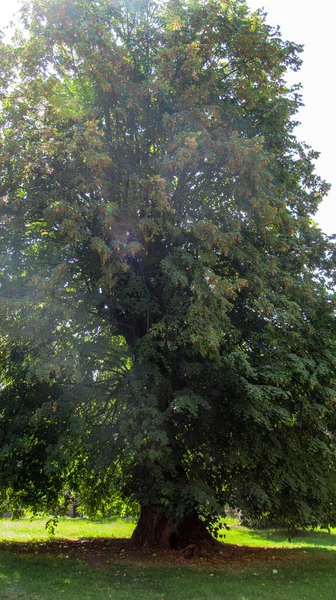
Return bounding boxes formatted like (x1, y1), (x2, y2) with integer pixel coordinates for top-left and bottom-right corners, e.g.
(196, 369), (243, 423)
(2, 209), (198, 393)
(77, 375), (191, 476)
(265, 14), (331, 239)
(0, 0), (335, 551)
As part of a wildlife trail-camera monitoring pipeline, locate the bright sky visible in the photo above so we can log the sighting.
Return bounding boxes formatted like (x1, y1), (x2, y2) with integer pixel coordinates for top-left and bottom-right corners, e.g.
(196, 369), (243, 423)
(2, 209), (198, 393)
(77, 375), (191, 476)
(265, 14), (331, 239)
(245, 0), (335, 236)
(1, 0), (335, 235)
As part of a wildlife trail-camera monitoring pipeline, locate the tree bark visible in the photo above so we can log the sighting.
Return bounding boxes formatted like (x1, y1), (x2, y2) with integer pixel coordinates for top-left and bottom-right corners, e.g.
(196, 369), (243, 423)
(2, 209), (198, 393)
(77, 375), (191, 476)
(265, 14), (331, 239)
(131, 506), (223, 556)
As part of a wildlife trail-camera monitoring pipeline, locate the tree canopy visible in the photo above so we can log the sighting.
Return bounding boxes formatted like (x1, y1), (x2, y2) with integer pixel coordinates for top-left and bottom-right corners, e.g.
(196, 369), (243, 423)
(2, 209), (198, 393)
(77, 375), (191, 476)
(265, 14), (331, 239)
(0, 0), (335, 549)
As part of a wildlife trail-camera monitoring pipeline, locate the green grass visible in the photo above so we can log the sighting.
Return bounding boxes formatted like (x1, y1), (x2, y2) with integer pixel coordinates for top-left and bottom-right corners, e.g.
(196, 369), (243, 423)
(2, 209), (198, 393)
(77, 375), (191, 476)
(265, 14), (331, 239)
(0, 548), (335, 599)
(0, 515), (134, 542)
(221, 516), (336, 551)
(1, 515), (335, 551)
(1, 517), (336, 599)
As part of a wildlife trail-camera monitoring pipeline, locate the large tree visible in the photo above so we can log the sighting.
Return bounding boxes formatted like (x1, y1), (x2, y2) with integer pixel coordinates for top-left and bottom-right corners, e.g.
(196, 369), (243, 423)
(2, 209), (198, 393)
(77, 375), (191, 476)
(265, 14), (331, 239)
(0, 0), (335, 551)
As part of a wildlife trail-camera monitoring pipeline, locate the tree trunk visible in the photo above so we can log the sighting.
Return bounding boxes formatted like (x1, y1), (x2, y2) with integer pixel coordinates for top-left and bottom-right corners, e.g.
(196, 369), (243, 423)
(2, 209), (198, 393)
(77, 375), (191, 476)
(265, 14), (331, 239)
(131, 506), (223, 557)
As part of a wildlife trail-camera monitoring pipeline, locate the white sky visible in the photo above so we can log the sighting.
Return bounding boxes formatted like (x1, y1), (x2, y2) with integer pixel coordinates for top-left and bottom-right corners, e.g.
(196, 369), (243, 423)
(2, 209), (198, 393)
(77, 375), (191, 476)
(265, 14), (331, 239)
(245, 0), (336, 236)
(0, 0), (335, 235)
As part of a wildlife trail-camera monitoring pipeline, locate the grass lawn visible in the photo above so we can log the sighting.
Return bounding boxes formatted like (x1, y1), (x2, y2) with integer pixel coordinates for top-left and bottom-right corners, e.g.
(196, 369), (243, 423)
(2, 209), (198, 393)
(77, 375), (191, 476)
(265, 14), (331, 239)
(1, 516), (336, 599)
(0, 515), (134, 542)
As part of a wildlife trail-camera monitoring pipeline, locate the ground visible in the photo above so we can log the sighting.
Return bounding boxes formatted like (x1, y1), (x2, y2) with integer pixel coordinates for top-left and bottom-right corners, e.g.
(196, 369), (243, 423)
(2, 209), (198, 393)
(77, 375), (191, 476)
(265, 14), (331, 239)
(0, 535), (317, 569)
(1, 518), (336, 600)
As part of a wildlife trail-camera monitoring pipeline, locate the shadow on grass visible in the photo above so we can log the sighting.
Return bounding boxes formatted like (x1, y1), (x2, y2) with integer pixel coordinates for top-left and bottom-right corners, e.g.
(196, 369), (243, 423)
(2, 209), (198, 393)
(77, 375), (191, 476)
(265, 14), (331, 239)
(1, 541), (336, 600)
(0, 534), (335, 566)
(0, 537), (130, 557)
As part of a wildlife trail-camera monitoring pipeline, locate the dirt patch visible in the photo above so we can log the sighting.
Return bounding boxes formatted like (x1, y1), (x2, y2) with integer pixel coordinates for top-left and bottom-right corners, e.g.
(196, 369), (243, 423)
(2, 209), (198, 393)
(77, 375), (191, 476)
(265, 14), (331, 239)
(0, 538), (318, 570)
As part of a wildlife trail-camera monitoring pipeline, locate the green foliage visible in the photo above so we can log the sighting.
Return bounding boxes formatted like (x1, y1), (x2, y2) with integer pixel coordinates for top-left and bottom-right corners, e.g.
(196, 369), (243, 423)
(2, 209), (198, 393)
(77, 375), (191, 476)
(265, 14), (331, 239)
(0, 0), (335, 534)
